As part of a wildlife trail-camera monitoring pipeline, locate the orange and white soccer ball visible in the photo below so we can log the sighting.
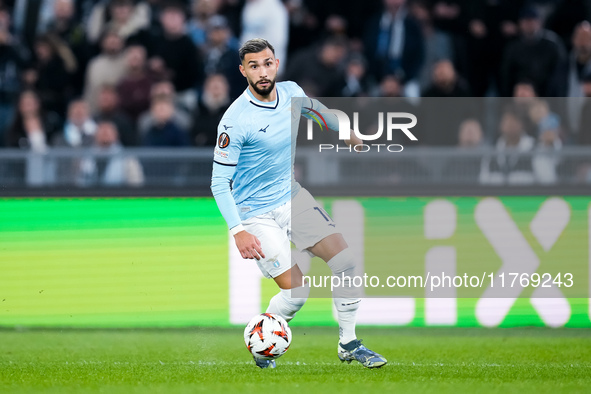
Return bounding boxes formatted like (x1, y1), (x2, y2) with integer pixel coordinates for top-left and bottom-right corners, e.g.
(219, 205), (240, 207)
(244, 313), (292, 360)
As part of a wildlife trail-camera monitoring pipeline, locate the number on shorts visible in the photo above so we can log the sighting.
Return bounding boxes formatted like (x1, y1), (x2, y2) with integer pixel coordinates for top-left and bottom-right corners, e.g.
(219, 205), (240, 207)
(314, 207), (333, 223)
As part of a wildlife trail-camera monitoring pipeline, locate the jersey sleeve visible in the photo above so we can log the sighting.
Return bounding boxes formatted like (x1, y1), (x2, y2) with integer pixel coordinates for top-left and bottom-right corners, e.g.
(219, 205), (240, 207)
(300, 97), (340, 132)
(287, 82), (340, 131)
(210, 118), (246, 230)
(291, 81), (308, 98)
(213, 118), (245, 166)
(283, 81), (340, 132)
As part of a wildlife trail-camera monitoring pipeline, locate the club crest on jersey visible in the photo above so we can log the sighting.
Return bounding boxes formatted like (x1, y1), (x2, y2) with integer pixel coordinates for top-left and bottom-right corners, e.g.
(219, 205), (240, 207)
(218, 132), (230, 149)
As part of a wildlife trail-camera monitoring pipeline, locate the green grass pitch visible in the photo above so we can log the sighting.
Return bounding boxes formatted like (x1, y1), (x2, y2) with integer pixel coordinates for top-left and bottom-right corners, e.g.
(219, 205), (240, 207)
(1, 327), (590, 394)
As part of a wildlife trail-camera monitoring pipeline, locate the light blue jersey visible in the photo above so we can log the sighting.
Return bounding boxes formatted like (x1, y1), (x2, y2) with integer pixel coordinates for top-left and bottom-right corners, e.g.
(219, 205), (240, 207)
(210, 81), (337, 230)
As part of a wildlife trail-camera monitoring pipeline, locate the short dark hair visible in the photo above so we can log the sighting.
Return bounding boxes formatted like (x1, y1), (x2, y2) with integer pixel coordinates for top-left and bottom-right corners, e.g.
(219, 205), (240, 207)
(239, 38), (275, 62)
(161, 1), (186, 15)
(109, 0), (133, 7)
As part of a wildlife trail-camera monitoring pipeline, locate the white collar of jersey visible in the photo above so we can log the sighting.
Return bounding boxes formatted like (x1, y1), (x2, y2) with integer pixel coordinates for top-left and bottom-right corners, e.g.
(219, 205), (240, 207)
(244, 87), (280, 109)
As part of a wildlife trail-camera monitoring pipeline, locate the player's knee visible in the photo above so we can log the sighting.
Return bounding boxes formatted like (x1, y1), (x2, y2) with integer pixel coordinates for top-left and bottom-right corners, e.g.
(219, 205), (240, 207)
(327, 249), (363, 298)
(326, 248), (356, 277)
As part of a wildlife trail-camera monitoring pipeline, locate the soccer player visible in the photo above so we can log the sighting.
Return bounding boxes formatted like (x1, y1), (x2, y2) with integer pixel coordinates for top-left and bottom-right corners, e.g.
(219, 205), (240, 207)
(210, 38), (387, 369)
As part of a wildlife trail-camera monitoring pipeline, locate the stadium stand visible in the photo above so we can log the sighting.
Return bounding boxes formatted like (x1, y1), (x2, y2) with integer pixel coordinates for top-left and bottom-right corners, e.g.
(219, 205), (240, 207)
(1, 0), (591, 189)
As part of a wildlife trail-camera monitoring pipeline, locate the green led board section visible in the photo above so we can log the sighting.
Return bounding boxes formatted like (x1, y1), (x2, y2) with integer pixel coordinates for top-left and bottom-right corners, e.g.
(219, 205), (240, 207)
(0, 198), (229, 327)
(0, 197), (589, 328)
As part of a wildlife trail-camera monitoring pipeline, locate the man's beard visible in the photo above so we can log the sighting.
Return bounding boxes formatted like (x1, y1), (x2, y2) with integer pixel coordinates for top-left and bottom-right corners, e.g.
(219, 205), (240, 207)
(249, 77), (276, 97)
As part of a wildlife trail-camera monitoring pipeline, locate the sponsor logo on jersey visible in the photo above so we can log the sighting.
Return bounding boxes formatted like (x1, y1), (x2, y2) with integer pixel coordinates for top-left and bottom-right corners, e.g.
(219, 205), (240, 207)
(214, 148), (228, 159)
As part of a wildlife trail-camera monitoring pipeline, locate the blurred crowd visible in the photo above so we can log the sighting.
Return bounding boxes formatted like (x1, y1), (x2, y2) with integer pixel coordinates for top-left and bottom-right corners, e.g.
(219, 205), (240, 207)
(1, 0), (591, 160)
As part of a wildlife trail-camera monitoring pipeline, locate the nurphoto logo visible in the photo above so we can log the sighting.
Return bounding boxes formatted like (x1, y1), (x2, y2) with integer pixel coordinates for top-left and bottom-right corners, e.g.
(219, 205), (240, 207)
(305, 109), (418, 153)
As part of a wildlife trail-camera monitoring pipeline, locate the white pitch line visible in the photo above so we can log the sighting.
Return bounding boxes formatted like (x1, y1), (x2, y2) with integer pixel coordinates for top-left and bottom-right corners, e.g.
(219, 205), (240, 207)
(3, 360), (590, 368)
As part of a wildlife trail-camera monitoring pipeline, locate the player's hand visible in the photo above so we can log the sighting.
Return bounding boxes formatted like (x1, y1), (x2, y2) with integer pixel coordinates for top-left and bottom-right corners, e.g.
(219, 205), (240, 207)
(234, 231), (265, 260)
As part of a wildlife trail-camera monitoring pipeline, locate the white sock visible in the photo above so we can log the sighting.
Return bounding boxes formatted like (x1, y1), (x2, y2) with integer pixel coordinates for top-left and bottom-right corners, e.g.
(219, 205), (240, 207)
(266, 285), (309, 322)
(326, 249), (362, 299)
(334, 298), (360, 345)
(326, 249), (361, 345)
